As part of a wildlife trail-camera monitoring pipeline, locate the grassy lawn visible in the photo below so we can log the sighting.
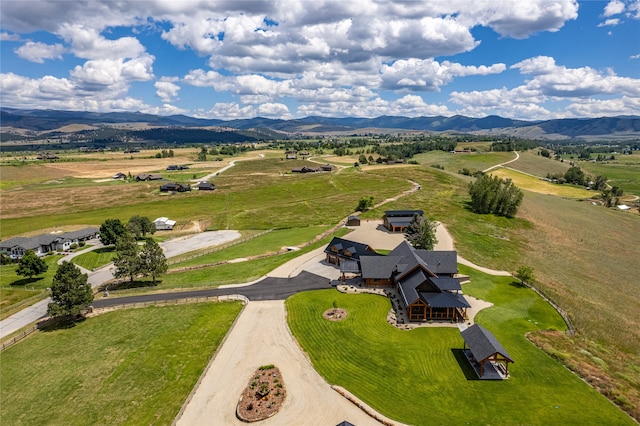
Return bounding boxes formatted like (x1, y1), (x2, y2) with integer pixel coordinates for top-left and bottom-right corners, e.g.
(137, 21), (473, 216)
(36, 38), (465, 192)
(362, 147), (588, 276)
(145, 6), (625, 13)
(0, 288), (48, 321)
(286, 267), (633, 425)
(0, 301), (243, 425)
(71, 247), (116, 270)
(0, 254), (63, 290)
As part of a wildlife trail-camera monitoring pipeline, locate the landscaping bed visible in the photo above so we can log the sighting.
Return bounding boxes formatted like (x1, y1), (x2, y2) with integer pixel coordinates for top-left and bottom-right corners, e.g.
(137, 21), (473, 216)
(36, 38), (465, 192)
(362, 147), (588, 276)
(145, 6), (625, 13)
(236, 365), (286, 422)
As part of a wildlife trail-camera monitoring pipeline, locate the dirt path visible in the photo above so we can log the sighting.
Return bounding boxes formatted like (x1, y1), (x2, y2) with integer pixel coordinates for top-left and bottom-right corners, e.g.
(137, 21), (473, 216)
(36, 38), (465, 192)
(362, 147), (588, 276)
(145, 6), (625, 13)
(176, 301), (396, 426)
(483, 150), (520, 173)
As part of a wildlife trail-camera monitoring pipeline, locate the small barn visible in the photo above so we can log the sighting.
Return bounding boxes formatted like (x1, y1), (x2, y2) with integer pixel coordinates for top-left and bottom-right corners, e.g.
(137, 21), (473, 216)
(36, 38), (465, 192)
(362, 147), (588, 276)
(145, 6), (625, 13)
(346, 215), (361, 226)
(154, 217), (177, 230)
(460, 324), (514, 379)
(382, 210), (424, 232)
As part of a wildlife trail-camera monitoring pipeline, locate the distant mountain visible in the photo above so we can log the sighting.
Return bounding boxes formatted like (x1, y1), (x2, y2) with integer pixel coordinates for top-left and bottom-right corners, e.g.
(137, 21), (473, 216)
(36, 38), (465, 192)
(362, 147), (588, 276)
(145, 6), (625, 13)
(1, 108), (639, 140)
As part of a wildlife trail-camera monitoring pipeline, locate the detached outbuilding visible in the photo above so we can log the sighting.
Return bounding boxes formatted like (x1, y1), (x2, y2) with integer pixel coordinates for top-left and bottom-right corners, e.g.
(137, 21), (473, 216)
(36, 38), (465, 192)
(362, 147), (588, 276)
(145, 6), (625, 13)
(197, 182), (216, 191)
(346, 215), (361, 226)
(153, 217), (177, 230)
(460, 324), (514, 379)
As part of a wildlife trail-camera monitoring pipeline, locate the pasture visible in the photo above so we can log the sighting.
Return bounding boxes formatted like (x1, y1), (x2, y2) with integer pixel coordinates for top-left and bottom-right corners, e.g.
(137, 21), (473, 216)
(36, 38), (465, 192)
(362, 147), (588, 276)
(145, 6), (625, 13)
(0, 302), (243, 425)
(490, 168), (594, 198)
(286, 267), (633, 425)
(0, 157), (409, 238)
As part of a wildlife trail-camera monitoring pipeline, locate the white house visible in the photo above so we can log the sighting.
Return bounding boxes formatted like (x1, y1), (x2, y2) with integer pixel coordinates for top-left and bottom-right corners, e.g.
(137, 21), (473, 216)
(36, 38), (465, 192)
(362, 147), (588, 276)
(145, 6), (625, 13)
(153, 217), (177, 230)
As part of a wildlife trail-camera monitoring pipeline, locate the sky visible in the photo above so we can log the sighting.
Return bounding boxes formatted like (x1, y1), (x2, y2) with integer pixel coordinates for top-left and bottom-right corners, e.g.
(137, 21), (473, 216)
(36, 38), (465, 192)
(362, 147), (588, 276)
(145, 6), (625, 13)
(1, 0), (639, 121)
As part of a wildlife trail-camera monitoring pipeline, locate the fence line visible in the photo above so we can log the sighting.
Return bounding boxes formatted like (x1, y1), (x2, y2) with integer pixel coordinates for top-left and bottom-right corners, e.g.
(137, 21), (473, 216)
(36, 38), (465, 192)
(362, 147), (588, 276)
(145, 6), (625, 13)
(525, 281), (575, 335)
(0, 316), (58, 352)
(90, 294), (248, 315)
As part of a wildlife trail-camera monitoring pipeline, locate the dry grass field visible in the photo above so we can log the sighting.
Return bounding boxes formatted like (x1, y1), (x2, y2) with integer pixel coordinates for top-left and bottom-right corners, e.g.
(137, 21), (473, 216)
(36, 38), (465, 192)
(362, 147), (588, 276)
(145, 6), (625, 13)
(490, 168), (594, 198)
(508, 149), (571, 177)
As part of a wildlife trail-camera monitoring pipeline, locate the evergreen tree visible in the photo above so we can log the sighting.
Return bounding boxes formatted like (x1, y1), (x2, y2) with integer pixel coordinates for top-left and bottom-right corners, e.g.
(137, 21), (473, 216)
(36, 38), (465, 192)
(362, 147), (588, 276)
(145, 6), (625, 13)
(16, 250), (48, 280)
(113, 233), (140, 283)
(47, 261), (93, 318)
(139, 238), (167, 284)
(404, 215), (438, 250)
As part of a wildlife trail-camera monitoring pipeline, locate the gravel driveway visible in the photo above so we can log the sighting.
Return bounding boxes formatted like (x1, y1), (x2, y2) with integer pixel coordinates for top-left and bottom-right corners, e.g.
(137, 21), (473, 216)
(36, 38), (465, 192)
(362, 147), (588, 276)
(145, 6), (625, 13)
(176, 300), (387, 426)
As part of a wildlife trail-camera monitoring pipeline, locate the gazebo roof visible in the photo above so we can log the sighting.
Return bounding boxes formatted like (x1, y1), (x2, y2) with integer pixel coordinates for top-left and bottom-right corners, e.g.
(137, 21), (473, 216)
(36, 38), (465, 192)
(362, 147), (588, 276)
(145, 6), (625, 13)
(460, 324), (514, 363)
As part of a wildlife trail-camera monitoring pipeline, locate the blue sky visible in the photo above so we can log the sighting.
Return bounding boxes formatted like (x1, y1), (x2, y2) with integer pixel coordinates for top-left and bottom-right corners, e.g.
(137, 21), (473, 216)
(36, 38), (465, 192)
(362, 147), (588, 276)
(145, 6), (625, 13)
(1, 0), (639, 120)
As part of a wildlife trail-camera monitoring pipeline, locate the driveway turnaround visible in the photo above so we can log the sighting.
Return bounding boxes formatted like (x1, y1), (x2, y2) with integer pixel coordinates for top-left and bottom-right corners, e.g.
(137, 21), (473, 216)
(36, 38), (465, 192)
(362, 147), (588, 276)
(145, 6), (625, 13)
(176, 300), (390, 426)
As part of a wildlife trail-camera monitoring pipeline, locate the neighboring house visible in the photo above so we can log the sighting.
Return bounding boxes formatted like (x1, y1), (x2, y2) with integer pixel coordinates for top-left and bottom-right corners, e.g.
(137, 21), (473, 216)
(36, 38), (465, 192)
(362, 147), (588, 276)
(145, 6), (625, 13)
(160, 182), (191, 192)
(318, 164), (336, 172)
(0, 227), (99, 259)
(166, 165), (189, 170)
(346, 215), (361, 226)
(461, 324), (514, 378)
(136, 173), (163, 181)
(358, 240), (468, 322)
(197, 182), (216, 191)
(291, 166), (318, 173)
(112, 172), (126, 179)
(154, 217), (177, 230)
(323, 237), (378, 266)
(285, 150), (297, 159)
(383, 210), (424, 232)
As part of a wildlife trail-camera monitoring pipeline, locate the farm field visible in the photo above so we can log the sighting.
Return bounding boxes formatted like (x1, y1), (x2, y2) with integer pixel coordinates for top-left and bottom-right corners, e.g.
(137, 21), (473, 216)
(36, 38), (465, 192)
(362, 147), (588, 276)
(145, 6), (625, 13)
(0, 302), (243, 425)
(508, 149), (571, 177)
(286, 267), (633, 425)
(490, 168), (593, 198)
(577, 153), (640, 197)
(0, 157), (410, 238)
(411, 149), (516, 172)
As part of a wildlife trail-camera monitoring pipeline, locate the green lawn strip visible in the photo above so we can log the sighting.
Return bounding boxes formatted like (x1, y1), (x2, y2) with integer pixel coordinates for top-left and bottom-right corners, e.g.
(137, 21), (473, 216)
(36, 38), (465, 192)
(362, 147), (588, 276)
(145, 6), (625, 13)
(0, 302), (243, 426)
(109, 229), (351, 294)
(71, 247), (116, 270)
(170, 226), (330, 268)
(286, 267), (632, 425)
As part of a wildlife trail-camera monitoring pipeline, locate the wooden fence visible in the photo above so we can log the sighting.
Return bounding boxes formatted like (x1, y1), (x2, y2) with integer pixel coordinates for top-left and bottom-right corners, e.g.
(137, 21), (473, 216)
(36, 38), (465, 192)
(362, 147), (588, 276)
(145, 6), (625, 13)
(89, 294), (248, 315)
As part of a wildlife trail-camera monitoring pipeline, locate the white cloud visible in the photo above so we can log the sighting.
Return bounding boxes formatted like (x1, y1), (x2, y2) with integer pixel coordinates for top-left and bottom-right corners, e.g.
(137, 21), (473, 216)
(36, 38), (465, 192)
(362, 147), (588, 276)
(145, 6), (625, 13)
(256, 102), (293, 119)
(380, 58), (505, 91)
(598, 18), (621, 27)
(57, 24), (146, 60)
(203, 102), (256, 120)
(512, 55), (640, 97)
(631, 53), (640, 59)
(603, 0), (626, 17)
(142, 103), (188, 116)
(14, 41), (65, 63)
(155, 79), (181, 103)
(0, 31), (20, 41)
(565, 96), (640, 117)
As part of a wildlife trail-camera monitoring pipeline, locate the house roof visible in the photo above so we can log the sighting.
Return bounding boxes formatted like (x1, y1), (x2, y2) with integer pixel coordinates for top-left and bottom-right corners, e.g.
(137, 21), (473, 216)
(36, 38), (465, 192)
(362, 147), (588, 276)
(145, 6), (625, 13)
(430, 277), (462, 291)
(420, 291), (470, 309)
(62, 227), (99, 240)
(416, 250), (458, 275)
(384, 209), (424, 217)
(461, 324), (513, 363)
(154, 217), (176, 226)
(360, 255), (401, 279)
(324, 237), (377, 261)
(0, 228), (99, 251)
(197, 182), (216, 189)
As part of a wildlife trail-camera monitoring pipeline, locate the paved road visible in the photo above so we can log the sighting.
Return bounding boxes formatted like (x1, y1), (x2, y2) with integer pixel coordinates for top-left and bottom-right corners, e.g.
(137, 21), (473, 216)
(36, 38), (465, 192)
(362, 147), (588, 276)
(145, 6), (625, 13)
(91, 271), (331, 308)
(0, 231), (241, 339)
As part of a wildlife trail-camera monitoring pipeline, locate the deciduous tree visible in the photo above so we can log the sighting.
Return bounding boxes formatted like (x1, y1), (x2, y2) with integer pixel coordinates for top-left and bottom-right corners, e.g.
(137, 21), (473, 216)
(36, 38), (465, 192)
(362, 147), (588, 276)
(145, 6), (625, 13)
(47, 261), (93, 318)
(99, 219), (128, 246)
(16, 250), (48, 280)
(356, 196), (374, 212)
(515, 265), (534, 286)
(127, 215), (156, 239)
(468, 174), (523, 218)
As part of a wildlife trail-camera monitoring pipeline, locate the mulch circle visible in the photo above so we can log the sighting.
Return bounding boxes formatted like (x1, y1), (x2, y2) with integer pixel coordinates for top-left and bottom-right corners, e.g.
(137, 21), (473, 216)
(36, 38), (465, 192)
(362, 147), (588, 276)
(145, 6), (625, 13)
(236, 365), (286, 422)
(323, 308), (348, 321)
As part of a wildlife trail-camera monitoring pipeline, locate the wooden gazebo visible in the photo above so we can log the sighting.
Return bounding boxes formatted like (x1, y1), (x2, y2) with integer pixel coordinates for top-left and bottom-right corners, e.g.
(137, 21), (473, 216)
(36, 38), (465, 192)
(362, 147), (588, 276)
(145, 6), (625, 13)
(460, 324), (514, 379)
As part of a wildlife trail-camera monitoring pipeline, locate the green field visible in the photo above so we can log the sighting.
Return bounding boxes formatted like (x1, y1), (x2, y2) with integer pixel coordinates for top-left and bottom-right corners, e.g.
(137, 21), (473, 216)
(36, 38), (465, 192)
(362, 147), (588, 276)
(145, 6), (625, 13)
(286, 267), (632, 425)
(0, 302), (243, 425)
(509, 150), (571, 177)
(491, 168), (594, 198)
(577, 153), (640, 196)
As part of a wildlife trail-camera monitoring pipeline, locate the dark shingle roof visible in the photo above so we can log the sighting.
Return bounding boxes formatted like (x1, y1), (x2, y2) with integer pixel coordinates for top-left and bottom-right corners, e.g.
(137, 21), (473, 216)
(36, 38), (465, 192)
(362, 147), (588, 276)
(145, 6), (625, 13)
(360, 255), (401, 279)
(461, 324), (513, 363)
(420, 291), (470, 309)
(324, 237), (377, 261)
(430, 277), (462, 292)
(384, 210), (424, 217)
(416, 250), (458, 275)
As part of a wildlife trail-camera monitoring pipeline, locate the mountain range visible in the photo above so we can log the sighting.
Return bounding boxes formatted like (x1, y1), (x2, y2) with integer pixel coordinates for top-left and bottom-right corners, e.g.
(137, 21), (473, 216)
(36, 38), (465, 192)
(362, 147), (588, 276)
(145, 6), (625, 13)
(2, 108), (639, 142)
